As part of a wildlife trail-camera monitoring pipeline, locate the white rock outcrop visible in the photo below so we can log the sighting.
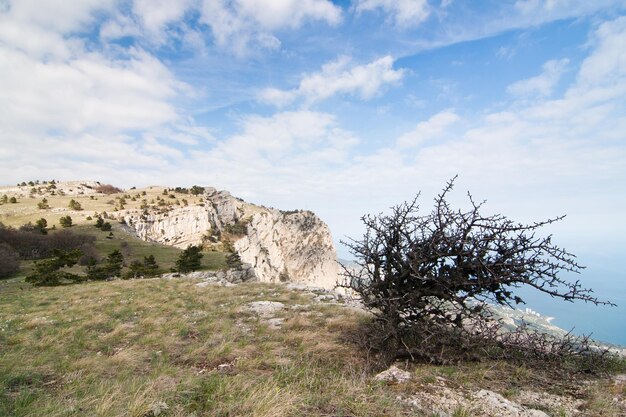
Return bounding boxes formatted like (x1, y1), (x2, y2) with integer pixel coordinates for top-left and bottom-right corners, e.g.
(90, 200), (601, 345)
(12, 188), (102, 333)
(124, 205), (211, 248)
(0, 181), (104, 198)
(121, 188), (342, 289)
(235, 209), (342, 289)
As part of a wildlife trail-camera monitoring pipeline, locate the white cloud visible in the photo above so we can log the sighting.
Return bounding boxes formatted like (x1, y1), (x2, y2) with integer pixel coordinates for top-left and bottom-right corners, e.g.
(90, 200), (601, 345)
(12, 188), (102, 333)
(0, 47), (183, 134)
(354, 0), (431, 27)
(199, 0), (342, 55)
(233, 0), (342, 30)
(98, 0), (342, 54)
(259, 55), (405, 106)
(507, 58), (569, 97)
(396, 110), (460, 148)
(0, 0), (213, 188)
(514, 0), (621, 20)
(577, 16), (626, 88)
(132, 0), (193, 34)
(4, 0), (114, 33)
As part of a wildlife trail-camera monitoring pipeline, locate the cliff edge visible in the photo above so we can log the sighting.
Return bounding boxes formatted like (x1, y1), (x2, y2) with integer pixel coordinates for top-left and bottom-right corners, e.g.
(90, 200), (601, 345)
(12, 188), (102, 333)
(118, 187), (342, 289)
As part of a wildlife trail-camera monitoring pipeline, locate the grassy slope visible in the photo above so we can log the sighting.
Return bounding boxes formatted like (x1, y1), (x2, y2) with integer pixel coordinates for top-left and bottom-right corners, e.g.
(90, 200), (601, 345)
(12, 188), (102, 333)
(2, 184), (625, 416)
(1, 278), (625, 417)
(0, 184), (227, 275)
(0, 184), (204, 228)
(71, 225), (227, 274)
(0, 278), (405, 417)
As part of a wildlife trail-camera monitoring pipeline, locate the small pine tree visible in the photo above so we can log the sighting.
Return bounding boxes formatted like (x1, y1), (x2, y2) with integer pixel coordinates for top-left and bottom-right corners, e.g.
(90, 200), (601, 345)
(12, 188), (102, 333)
(59, 215), (72, 228)
(9, 197), (17, 204)
(143, 254), (159, 276)
(190, 185), (205, 195)
(25, 249), (83, 286)
(88, 250), (123, 280)
(126, 260), (144, 279)
(95, 217), (104, 228)
(105, 250), (123, 277)
(35, 218), (48, 234)
(126, 254), (159, 279)
(225, 251), (242, 270)
(68, 199), (82, 210)
(174, 245), (204, 273)
(37, 198), (50, 209)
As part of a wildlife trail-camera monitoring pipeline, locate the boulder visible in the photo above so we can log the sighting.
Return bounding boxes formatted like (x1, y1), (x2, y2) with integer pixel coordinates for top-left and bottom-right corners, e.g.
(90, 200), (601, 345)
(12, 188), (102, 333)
(374, 366), (412, 384)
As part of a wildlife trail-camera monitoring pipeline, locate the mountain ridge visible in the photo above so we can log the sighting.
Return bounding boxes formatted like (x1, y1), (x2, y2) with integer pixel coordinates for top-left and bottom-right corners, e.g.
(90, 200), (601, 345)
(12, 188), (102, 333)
(0, 180), (342, 289)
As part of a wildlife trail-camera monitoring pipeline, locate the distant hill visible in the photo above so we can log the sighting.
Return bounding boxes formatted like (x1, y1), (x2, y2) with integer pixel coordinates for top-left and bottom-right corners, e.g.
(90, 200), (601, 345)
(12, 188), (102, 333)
(0, 180), (342, 288)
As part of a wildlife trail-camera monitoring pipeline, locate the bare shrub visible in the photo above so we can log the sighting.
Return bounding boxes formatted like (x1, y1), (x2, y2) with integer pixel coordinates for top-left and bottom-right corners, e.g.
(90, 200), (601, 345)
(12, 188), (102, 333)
(341, 177), (615, 369)
(0, 243), (19, 278)
(95, 184), (122, 194)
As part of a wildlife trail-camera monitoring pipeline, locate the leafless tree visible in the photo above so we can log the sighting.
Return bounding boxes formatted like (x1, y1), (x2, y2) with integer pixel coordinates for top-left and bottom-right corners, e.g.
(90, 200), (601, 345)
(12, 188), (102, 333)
(341, 177), (614, 361)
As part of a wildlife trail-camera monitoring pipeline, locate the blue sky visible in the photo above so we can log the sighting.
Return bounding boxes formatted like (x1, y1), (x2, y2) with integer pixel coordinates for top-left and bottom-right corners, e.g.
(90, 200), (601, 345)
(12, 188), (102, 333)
(1, 0), (626, 304)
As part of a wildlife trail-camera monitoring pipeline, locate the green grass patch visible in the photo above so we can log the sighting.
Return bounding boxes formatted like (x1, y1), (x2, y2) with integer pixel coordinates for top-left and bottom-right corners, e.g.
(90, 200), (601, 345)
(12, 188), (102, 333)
(0, 278), (624, 416)
(0, 279), (408, 417)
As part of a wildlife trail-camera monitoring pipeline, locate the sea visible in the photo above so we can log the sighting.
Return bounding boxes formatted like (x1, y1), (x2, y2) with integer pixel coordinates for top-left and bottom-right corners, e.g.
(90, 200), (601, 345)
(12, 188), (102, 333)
(503, 256), (626, 347)
(338, 251), (626, 346)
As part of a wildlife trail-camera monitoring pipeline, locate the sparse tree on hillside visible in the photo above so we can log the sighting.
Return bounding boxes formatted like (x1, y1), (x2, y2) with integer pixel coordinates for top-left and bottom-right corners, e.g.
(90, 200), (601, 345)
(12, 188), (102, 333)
(25, 249), (83, 286)
(95, 217), (104, 228)
(68, 199), (82, 210)
(37, 198), (50, 209)
(190, 185), (205, 196)
(126, 254), (159, 279)
(174, 245), (204, 273)
(126, 260), (144, 279)
(9, 197), (17, 203)
(59, 215), (72, 228)
(87, 249), (124, 280)
(105, 250), (123, 277)
(1, 195), (7, 204)
(35, 218), (48, 235)
(143, 255), (159, 276)
(341, 177), (613, 361)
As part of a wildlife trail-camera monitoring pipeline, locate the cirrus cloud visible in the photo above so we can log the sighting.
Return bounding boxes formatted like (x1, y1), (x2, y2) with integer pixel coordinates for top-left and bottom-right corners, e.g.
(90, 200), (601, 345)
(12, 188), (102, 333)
(259, 55), (405, 107)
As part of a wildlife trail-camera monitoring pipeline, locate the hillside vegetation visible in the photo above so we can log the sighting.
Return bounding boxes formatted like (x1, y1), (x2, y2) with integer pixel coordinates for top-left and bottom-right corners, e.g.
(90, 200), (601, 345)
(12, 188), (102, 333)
(1, 181), (625, 416)
(0, 181), (227, 278)
(1, 277), (625, 416)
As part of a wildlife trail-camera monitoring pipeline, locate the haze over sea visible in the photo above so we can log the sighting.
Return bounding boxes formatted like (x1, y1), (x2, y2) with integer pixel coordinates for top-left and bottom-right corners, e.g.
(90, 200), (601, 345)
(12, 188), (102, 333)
(515, 253), (626, 346)
(337, 227), (626, 347)
(1, 1), (625, 344)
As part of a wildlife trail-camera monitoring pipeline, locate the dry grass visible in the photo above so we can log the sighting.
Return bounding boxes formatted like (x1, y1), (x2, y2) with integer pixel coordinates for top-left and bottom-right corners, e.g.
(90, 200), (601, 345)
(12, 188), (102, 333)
(1, 275), (624, 416)
(0, 278), (411, 416)
(0, 185), (204, 228)
(1, 183), (228, 274)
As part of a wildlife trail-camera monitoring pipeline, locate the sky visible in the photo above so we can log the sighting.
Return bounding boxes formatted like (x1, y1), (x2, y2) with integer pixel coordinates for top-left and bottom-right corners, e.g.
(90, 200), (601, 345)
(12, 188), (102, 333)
(1, 0), (626, 339)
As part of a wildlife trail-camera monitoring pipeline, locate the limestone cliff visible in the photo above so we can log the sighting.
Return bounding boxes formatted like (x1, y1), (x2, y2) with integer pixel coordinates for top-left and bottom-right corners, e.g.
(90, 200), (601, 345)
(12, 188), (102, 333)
(234, 209), (342, 289)
(125, 205), (211, 248)
(119, 188), (342, 289)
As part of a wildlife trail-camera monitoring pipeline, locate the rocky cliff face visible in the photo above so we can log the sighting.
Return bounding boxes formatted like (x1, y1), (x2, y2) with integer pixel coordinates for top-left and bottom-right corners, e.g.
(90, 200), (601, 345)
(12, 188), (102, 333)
(2, 181), (104, 198)
(125, 205), (212, 248)
(235, 209), (342, 289)
(120, 188), (342, 289)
